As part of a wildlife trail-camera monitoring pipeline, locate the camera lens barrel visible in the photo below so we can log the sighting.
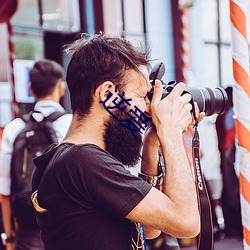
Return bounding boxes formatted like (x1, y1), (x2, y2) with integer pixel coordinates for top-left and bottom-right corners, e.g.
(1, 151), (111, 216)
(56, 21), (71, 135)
(150, 83), (229, 116)
(187, 87), (228, 116)
(149, 62), (228, 116)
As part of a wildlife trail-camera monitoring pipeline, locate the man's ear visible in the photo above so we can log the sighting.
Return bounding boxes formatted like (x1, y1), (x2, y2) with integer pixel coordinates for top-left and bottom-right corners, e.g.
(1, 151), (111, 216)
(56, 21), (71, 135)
(58, 81), (66, 98)
(29, 83), (35, 97)
(96, 81), (115, 105)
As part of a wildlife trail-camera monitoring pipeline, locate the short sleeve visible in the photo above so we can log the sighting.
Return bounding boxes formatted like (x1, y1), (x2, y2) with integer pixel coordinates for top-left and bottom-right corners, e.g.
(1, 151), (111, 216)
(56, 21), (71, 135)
(0, 119), (25, 195)
(73, 145), (152, 220)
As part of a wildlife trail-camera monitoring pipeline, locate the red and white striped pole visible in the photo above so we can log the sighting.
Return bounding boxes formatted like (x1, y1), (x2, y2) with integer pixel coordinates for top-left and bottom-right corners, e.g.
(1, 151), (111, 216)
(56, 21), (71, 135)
(180, 8), (190, 83)
(179, 4), (194, 166)
(229, 0), (250, 248)
(6, 20), (19, 118)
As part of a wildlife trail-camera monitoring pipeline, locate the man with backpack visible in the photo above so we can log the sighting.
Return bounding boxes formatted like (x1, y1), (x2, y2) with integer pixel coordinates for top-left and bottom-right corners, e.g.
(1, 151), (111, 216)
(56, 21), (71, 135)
(0, 59), (72, 250)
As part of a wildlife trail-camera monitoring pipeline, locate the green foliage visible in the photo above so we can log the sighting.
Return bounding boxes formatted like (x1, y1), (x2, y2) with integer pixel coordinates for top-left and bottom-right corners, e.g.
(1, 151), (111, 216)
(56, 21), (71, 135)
(14, 39), (36, 60)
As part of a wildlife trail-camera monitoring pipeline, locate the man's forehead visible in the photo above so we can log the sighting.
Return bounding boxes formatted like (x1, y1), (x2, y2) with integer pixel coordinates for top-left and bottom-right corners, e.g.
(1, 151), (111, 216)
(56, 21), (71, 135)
(138, 65), (149, 77)
(123, 66), (151, 93)
(138, 66), (151, 90)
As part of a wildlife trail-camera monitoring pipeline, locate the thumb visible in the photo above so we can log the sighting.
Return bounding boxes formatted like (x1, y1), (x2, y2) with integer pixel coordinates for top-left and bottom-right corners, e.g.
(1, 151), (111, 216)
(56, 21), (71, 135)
(151, 80), (163, 109)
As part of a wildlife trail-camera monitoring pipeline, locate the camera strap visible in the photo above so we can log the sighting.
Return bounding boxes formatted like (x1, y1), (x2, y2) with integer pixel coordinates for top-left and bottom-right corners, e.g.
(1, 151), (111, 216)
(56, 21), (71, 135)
(192, 123), (214, 250)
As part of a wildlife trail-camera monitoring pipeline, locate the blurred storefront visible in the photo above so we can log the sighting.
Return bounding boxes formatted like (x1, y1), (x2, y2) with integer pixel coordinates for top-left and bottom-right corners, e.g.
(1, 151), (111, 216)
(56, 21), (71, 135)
(1, 0), (250, 125)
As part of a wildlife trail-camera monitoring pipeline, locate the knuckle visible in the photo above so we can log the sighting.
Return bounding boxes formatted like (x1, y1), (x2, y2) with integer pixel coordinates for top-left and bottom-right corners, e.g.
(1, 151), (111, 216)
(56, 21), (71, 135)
(179, 93), (191, 104)
(183, 93), (192, 102)
(183, 103), (192, 112)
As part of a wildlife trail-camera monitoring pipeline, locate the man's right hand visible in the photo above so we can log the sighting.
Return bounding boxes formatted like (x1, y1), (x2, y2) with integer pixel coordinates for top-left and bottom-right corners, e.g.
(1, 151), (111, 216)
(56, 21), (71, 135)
(150, 80), (193, 141)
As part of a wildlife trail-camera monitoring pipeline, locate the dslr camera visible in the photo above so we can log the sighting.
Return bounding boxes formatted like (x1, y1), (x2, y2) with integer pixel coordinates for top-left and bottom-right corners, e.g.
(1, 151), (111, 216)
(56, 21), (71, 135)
(148, 62), (228, 116)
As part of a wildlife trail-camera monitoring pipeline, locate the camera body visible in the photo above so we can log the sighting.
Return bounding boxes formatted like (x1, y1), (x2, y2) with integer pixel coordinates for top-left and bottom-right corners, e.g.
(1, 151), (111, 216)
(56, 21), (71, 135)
(148, 62), (228, 116)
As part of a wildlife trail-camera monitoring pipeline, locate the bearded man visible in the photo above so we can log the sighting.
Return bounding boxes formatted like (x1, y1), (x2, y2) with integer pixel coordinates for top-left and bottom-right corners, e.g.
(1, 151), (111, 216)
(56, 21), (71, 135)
(31, 33), (201, 250)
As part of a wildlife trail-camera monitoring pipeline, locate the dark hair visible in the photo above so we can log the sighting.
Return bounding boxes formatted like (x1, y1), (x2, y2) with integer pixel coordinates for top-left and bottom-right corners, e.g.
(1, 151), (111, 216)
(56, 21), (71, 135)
(29, 59), (64, 98)
(65, 32), (150, 116)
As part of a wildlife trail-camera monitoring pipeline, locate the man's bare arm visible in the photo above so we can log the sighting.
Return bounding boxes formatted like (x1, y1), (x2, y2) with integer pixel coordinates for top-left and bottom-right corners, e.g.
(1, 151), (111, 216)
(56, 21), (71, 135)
(1, 195), (15, 250)
(127, 81), (200, 238)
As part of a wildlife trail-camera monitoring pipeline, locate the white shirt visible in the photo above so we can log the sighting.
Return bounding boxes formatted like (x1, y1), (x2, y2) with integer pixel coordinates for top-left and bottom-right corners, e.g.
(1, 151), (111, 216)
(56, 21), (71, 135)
(0, 100), (72, 195)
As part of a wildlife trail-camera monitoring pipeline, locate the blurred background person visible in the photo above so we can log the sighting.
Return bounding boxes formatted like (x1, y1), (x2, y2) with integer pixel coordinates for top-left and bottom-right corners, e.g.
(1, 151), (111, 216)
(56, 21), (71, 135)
(199, 115), (225, 239)
(0, 59), (72, 250)
(215, 86), (242, 239)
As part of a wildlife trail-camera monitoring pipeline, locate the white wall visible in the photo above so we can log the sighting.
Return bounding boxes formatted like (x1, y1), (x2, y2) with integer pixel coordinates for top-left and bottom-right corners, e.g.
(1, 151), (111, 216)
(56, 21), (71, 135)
(145, 0), (175, 82)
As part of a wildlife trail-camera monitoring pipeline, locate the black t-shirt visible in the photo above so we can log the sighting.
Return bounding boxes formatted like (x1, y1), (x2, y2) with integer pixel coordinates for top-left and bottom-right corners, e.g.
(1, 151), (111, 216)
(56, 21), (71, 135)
(33, 143), (152, 250)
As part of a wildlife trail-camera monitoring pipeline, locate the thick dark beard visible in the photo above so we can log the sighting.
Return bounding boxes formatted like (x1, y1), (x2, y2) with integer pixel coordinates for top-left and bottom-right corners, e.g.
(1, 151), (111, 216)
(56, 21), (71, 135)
(104, 110), (143, 167)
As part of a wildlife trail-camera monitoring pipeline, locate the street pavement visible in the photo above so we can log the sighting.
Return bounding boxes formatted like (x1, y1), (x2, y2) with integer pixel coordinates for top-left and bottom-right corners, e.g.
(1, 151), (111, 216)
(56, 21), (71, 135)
(181, 237), (243, 250)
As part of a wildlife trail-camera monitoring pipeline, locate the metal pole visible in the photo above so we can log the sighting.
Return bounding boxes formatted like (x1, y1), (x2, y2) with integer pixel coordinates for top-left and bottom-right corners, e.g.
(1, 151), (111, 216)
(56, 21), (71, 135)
(37, 0), (43, 28)
(216, 0), (222, 87)
(78, 0), (95, 34)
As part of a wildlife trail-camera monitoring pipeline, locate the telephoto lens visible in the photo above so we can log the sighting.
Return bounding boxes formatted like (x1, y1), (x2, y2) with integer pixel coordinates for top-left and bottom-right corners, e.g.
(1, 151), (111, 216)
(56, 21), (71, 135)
(187, 87), (228, 116)
(148, 62), (228, 116)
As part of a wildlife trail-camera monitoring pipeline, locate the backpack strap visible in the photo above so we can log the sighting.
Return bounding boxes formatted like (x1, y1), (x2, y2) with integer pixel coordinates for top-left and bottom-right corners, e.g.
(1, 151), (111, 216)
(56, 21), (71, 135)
(21, 110), (66, 123)
(40, 111), (66, 144)
(19, 110), (67, 150)
(43, 111), (66, 123)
